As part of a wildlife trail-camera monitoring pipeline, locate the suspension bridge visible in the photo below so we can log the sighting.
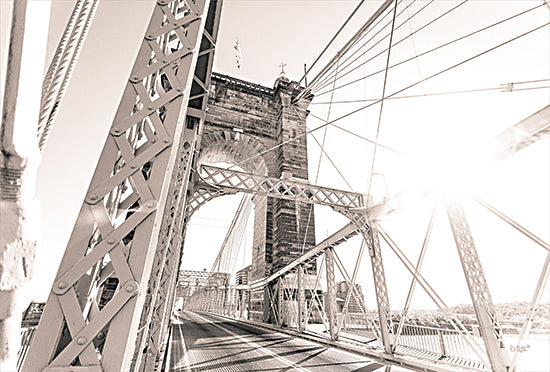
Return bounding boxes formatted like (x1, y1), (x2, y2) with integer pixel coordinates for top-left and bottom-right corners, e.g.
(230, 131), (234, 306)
(1, 1), (549, 371)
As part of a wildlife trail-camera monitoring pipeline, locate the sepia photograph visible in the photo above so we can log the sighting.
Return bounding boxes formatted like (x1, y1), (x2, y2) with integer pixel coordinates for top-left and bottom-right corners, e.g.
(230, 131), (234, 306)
(1, 1), (549, 371)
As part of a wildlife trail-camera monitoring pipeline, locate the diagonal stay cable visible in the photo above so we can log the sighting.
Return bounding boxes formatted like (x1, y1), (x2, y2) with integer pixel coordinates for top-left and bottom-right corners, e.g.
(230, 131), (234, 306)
(303, 0), (397, 97)
(230, 23), (549, 179)
(313, 0), (435, 94)
(300, 0), (368, 84)
(299, 57), (342, 257)
(308, 132), (354, 190)
(310, 79), (550, 105)
(308, 112), (406, 156)
(314, 2), (544, 98)
(366, 0), (399, 205)
(393, 198), (438, 349)
(312, 0), (417, 92)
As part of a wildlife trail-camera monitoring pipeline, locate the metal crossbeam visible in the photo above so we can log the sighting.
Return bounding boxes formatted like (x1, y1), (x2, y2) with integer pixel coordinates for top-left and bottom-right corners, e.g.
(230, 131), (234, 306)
(198, 165), (365, 210)
(186, 186), (235, 218)
(492, 105), (550, 161)
(250, 222), (358, 290)
(22, 1), (216, 370)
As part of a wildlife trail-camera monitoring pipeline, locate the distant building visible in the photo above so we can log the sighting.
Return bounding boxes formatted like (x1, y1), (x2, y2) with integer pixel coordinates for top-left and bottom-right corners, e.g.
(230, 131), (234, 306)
(21, 302), (45, 328)
(236, 265), (253, 285)
(336, 281), (365, 313)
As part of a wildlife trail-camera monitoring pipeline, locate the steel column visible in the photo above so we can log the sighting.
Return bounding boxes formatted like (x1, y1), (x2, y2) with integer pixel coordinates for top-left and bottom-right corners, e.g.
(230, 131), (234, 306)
(22, 2), (212, 369)
(444, 195), (510, 372)
(325, 248), (338, 340)
(297, 265), (306, 332)
(339, 211), (393, 353)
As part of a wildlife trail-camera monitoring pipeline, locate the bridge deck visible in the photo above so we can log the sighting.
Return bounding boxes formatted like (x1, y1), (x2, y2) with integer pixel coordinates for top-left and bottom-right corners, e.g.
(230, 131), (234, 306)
(170, 311), (412, 372)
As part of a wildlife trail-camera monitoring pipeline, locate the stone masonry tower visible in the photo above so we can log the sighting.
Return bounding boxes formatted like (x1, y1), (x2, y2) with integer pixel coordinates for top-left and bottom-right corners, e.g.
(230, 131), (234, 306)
(196, 72), (316, 321)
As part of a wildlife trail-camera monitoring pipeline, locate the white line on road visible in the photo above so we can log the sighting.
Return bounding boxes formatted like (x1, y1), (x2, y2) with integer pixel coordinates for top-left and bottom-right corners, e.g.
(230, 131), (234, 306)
(191, 312), (312, 372)
(173, 313), (192, 372)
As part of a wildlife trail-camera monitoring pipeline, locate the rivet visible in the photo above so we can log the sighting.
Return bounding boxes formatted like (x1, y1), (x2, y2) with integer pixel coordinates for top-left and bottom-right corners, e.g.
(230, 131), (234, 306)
(147, 33), (155, 39)
(161, 58), (169, 64)
(88, 194), (98, 201)
(57, 281), (67, 289)
(111, 127), (121, 135)
(150, 138), (157, 144)
(106, 238), (116, 245)
(131, 75), (141, 82)
(163, 138), (171, 144)
(97, 332), (105, 339)
(146, 201), (156, 209)
(147, 106), (155, 111)
(77, 336), (87, 345)
(126, 285), (135, 292)
(130, 164), (137, 169)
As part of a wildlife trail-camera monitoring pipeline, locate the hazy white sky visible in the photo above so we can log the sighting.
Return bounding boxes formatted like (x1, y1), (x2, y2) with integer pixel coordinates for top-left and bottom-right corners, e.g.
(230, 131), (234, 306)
(3, 1), (548, 311)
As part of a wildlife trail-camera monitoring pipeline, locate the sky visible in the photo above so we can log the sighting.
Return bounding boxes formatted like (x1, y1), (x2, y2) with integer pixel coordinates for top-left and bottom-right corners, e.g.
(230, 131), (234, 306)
(1, 1), (548, 313)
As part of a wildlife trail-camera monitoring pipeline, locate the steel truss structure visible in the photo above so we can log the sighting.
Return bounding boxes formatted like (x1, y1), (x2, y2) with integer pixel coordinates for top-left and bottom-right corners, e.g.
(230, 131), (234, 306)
(22, 1), (222, 370)
(191, 163), (401, 355)
(16, 0), (549, 371)
(183, 115), (550, 372)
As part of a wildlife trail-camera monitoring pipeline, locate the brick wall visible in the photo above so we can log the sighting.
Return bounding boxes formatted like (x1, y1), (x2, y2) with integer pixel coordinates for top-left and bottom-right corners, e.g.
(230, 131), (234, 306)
(198, 72), (316, 283)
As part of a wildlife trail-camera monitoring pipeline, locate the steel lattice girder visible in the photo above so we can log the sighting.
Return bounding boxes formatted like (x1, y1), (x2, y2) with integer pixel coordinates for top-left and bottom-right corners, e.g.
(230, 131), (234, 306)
(444, 196), (510, 371)
(197, 164), (400, 217)
(22, 1), (216, 371)
(136, 1), (223, 370)
(194, 164), (395, 353)
(198, 164), (365, 209)
(178, 270), (230, 287)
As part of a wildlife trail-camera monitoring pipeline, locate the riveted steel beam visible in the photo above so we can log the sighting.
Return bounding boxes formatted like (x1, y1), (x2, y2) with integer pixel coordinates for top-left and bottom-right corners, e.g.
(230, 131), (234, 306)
(297, 265), (306, 333)
(325, 248), (338, 341)
(22, 1), (214, 370)
(138, 1), (223, 370)
(444, 196), (510, 372)
(199, 164), (365, 209)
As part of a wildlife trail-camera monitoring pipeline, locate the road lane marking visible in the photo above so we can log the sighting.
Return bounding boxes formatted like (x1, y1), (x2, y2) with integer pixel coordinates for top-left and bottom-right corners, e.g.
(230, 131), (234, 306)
(173, 313), (192, 371)
(191, 312), (312, 372)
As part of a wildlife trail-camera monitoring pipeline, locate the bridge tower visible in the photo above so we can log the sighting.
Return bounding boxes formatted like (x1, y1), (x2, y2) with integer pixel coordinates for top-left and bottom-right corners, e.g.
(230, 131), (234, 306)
(189, 72), (317, 323)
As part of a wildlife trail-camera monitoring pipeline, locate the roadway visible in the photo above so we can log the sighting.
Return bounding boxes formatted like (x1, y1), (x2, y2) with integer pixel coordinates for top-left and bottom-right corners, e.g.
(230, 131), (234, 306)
(170, 311), (413, 372)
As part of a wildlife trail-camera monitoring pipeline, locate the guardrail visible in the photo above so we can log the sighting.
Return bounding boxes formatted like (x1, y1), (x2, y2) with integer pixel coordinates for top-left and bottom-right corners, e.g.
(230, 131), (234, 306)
(393, 323), (489, 370)
(17, 327), (36, 371)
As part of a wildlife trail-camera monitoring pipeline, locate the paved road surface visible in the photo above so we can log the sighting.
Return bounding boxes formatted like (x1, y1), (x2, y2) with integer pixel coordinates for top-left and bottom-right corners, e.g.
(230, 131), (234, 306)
(170, 311), (412, 372)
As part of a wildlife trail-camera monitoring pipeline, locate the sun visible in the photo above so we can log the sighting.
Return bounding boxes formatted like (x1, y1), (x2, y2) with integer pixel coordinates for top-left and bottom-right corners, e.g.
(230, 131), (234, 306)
(405, 131), (493, 195)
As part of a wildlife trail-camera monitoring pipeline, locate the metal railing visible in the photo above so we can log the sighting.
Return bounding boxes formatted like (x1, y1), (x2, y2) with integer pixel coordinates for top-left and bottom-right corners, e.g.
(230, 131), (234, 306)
(393, 323), (489, 370)
(17, 327), (36, 371)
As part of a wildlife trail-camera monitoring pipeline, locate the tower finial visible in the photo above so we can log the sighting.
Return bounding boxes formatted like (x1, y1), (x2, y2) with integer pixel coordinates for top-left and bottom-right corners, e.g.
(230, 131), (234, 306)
(279, 62), (287, 76)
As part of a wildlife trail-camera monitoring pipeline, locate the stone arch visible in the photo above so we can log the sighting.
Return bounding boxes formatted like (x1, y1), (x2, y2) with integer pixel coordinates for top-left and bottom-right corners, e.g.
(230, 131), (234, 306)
(187, 132), (279, 282)
(197, 131), (277, 177)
